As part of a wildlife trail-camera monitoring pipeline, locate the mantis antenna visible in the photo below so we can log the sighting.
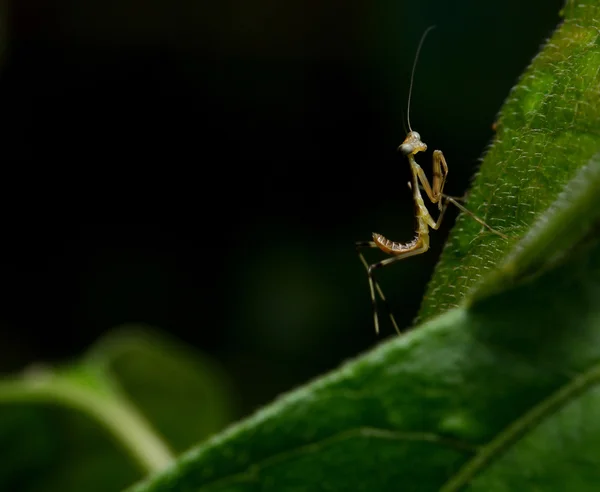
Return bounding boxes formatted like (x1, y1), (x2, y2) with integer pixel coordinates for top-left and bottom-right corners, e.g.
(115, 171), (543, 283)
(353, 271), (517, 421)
(406, 25), (436, 132)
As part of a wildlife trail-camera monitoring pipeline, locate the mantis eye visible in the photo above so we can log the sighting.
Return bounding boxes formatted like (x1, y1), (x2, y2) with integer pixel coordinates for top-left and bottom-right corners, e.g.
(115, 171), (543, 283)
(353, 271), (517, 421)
(400, 143), (414, 155)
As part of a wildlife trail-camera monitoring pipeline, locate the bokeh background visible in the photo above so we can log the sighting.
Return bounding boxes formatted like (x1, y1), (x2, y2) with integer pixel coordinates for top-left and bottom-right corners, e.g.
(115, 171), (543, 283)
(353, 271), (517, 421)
(1, 0), (563, 419)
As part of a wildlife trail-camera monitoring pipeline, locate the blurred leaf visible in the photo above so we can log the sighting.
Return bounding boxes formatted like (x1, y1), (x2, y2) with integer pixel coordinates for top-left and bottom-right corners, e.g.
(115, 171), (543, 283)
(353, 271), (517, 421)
(86, 325), (236, 452)
(418, 0), (600, 322)
(0, 403), (140, 492)
(0, 326), (235, 492)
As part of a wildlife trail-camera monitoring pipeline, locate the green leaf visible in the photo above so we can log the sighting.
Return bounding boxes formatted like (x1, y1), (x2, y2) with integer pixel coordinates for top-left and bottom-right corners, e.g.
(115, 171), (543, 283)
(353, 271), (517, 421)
(0, 326), (235, 492)
(418, 0), (600, 322)
(130, 156), (600, 492)
(128, 2), (600, 491)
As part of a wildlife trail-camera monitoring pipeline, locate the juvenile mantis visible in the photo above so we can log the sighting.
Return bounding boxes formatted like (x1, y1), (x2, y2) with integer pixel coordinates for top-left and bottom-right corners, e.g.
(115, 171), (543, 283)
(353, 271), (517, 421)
(356, 26), (507, 335)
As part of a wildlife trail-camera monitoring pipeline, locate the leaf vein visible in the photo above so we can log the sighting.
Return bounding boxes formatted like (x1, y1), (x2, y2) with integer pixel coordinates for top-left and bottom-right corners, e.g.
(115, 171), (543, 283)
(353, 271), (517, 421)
(440, 360), (600, 492)
(197, 427), (478, 491)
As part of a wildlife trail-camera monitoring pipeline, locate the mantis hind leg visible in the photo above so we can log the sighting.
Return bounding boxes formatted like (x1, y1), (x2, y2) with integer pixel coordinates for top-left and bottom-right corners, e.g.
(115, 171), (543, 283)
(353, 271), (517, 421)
(356, 239), (430, 335)
(366, 245), (429, 333)
(355, 241), (401, 335)
(445, 196), (508, 239)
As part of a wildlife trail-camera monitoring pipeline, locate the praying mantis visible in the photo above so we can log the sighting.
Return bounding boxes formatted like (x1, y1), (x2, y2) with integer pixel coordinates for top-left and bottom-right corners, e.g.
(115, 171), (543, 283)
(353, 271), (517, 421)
(356, 26), (508, 335)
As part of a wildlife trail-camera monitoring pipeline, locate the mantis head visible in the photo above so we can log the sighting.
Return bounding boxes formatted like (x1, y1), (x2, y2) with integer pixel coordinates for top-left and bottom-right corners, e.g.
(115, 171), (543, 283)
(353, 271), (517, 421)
(399, 131), (427, 156)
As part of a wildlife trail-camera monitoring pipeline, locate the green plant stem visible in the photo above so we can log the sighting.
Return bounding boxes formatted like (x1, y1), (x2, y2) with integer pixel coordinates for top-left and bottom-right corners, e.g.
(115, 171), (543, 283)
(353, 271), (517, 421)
(0, 374), (174, 474)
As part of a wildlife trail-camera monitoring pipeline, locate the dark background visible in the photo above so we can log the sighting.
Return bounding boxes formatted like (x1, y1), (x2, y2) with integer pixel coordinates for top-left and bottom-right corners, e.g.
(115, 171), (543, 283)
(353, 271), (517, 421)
(0, 0), (563, 416)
